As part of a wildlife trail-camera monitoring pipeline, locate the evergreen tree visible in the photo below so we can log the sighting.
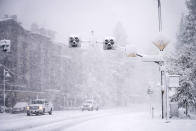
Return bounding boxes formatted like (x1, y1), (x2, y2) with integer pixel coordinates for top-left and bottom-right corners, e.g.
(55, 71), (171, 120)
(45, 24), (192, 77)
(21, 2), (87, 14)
(166, 0), (196, 112)
(113, 22), (128, 47)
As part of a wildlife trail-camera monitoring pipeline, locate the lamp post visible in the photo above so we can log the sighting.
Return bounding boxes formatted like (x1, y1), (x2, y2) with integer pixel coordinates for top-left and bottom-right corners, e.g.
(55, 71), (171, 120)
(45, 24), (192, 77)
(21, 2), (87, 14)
(152, 33), (169, 119)
(154, 0), (170, 119)
(126, 0), (169, 120)
(126, 35), (169, 119)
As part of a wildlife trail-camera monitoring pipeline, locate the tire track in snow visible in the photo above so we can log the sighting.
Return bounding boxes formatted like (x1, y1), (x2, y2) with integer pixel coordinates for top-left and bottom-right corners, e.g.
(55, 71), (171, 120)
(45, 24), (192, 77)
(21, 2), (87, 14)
(24, 111), (130, 131)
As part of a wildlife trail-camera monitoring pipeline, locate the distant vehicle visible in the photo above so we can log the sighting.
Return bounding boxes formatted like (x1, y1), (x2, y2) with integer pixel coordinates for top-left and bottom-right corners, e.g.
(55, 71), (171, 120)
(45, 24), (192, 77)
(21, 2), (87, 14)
(0, 106), (12, 113)
(12, 102), (28, 113)
(6, 107), (13, 113)
(81, 99), (99, 111)
(26, 99), (53, 116)
(0, 106), (4, 113)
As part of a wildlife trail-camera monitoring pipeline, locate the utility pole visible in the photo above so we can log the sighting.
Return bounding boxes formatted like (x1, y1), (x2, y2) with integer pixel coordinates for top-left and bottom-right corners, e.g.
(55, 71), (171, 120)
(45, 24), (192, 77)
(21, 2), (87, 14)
(91, 30), (94, 43)
(158, 0), (162, 32)
(160, 68), (164, 119)
(165, 72), (168, 120)
(157, 0), (164, 119)
(64, 95), (66, 109)
(90, 30), (94, 47)
(3, 69), (6, 113)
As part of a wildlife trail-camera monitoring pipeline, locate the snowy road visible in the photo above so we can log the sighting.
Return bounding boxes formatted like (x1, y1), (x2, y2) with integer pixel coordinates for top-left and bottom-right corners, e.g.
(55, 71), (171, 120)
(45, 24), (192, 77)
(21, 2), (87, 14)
(0, 108), (196, 131)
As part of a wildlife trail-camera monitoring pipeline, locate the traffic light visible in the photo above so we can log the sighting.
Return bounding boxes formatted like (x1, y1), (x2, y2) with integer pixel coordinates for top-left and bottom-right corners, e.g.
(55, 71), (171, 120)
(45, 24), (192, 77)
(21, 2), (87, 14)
(0, 39), (11, 52)
(68, 36), (81, 48)
(103, 37), (115, 50)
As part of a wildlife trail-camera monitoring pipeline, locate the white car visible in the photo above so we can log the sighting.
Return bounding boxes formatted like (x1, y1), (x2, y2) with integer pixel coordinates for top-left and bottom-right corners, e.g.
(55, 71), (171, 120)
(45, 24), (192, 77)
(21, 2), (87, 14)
(12, 102), (28, 113)
(81, 99), (99, 111)
(26, 99), (53, 116)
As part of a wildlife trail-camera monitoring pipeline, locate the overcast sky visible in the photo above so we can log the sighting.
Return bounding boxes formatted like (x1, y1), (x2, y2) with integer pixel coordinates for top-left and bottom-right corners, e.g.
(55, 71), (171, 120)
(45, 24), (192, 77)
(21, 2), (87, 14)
(0, 0), (186, 53)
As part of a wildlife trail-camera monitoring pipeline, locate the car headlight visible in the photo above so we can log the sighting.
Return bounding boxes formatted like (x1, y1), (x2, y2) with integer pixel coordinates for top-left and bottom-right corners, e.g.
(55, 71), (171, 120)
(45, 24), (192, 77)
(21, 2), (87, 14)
(26, 106), (30, 110)
(39, 106), (43, 110)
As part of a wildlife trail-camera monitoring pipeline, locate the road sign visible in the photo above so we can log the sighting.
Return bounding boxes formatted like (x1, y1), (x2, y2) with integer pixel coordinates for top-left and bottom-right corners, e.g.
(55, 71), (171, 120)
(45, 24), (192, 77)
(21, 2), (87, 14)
(168, 75), (180, 88)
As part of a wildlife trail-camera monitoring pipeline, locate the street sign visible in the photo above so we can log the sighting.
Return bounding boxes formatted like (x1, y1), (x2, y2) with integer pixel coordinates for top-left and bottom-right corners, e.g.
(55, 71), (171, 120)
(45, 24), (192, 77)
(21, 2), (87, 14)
(168, 75), (180, 88)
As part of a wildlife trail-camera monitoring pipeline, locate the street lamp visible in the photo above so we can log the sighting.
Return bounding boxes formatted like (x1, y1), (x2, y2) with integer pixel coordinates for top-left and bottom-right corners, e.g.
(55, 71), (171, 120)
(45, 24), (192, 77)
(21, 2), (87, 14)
(126, 0), (169, 119)
(126, 39), (169, 119)
(153, 33), (169, 52)
(125, 45), (143, 57)
(152, 32), (169, 119)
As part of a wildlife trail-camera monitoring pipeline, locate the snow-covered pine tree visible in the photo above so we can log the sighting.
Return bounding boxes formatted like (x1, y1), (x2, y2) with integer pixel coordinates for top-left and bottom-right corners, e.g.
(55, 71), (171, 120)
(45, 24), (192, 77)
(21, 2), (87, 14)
(166, 0), (196, 113)
(113, 22), (128, 47)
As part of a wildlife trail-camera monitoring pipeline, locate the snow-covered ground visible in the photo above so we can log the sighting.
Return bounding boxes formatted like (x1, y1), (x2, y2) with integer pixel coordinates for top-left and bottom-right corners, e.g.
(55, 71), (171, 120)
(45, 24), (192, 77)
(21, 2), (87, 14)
(0, 107), (195, 131)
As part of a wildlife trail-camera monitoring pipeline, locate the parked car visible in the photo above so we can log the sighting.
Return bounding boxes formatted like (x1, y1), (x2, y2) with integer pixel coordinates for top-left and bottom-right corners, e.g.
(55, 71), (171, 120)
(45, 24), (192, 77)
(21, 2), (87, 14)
(0, 106), (4, 113)
(12, 102), (28, 113)
(5, 107), (13, 113)
(0, 106), (12, 113)
(81, 99), (99, 111)
(26, 99), (53, 116)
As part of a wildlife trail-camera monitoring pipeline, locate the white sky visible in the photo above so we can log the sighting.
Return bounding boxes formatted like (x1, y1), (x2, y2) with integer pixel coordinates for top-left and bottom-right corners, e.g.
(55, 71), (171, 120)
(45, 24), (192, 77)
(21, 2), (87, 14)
(0, 0), (186, 53)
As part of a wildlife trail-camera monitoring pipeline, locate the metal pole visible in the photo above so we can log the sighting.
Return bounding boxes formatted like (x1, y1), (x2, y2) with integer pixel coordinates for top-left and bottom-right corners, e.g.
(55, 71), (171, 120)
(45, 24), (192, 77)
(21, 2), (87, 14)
(161, 69), (164, 119)
(3, 69), (6, 113)
(158, 0), (162, 32)
(165, 73), (168, 120)
(91, 30), (94, 46)
(64, 95), (65, 109)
